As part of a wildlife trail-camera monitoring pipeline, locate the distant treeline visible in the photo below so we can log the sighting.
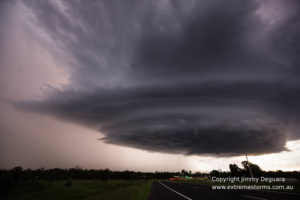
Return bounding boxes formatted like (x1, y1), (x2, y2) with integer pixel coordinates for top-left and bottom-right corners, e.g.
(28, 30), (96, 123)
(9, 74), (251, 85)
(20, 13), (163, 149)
(0, 167), (186, 192)
(1, 161), (299, 192)
(0, 167), (183, 182)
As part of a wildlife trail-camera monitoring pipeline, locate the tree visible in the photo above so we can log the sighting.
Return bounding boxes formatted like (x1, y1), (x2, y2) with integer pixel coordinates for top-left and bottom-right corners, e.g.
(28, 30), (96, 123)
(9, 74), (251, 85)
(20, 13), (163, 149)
(229, 164), (241, 176)
(242, 161), (262, 176)
(210, 170), (221, 177)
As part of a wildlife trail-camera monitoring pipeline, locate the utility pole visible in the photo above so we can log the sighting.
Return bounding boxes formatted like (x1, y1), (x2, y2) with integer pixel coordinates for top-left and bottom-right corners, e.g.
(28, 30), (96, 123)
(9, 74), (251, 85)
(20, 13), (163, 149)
(246, 154), (253, 178)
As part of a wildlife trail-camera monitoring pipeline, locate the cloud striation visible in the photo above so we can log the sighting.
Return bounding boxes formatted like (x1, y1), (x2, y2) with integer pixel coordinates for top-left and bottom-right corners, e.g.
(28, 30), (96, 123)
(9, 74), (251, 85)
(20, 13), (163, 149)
(14, 0), (300, 156)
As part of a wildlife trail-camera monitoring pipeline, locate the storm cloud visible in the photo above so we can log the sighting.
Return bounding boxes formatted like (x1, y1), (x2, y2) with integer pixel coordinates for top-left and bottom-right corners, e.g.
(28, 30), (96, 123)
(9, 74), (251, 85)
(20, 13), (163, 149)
(14, 0), (300, 156)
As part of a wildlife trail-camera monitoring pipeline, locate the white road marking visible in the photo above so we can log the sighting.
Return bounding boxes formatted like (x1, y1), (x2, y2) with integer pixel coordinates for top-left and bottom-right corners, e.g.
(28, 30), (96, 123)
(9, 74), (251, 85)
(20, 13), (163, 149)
(158, 181), (193, 200)
(241, 195), (268, 200)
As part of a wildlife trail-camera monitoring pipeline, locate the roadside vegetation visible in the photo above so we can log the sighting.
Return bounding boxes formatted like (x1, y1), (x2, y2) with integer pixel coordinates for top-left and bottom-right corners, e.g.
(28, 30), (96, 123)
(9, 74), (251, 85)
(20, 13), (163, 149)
(0, 167), (157, 200)
(1, 179), (153, 200)
(1, 161), (299, 199)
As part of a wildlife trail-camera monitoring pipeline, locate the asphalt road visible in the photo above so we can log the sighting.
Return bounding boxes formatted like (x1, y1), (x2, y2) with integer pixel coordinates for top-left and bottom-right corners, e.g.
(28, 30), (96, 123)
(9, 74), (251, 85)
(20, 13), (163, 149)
(148, 181), (300, 200)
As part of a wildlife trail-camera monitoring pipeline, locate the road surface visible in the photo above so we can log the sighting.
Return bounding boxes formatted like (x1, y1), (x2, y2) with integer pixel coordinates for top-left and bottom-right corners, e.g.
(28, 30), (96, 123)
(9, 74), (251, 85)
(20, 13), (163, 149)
(148, 181), (299, 200)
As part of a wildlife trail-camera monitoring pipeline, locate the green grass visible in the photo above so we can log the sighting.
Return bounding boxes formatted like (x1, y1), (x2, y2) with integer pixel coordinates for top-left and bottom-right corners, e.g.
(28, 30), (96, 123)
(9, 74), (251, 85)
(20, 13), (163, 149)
(2, 180), (153, 200)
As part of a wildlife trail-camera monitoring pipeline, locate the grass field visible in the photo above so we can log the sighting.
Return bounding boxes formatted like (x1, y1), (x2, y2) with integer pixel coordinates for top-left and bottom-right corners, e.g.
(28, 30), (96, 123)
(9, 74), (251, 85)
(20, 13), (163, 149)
(2, 179), (153, 200)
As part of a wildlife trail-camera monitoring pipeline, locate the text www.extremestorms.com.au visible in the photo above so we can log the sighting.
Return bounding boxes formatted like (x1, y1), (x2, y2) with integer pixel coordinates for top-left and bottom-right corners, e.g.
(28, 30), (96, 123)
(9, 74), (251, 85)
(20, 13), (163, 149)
(211, 185), (294, 190)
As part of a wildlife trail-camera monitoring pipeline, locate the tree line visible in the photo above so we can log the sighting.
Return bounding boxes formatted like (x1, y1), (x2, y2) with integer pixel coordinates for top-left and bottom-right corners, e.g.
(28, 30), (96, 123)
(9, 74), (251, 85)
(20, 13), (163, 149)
(1, 161), (299, 192)
(211, 161), (300, 179)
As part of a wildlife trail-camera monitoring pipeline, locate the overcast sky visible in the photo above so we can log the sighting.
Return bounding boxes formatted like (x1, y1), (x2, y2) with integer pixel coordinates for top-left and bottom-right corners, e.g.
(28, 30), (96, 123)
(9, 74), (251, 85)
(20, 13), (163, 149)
(1, 0), (300, 171)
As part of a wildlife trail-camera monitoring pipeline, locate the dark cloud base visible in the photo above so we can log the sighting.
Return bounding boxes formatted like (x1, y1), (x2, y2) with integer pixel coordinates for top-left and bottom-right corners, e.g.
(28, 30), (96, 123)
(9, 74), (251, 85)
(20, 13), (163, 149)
(15, 0), (300, 156)
(102, 126), (287, 156)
